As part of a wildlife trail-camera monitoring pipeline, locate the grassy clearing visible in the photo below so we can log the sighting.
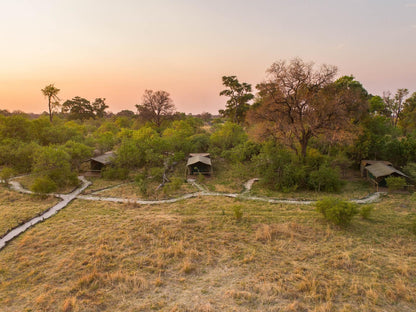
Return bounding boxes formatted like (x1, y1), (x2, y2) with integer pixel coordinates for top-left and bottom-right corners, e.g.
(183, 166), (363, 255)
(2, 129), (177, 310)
(94, 180), (197, 200)
(0, 186), (58, 237)
(195, 159), (255, 193)
(0, 193), (415, 311)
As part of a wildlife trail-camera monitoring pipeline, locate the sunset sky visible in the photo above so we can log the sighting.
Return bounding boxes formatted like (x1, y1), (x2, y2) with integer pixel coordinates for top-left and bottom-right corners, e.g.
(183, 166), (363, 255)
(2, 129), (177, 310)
(1, 0), (415, 114)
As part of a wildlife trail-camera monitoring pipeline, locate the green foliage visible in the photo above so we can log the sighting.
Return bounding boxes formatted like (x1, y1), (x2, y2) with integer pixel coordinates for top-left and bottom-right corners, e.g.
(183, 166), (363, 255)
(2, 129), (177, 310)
(219, 75), (254, 124)
(254, 142), (306, 192)
(32, 146), (78, 187)
(316, 197), (358, 226)
(223, 140), (261, 162)
(209, 122), (247, 155)
(30, 176), (57, 194)
(0, 140), (39, 173)
(308, 165), (343, 192)
(63, 141), (93, 170)
(385, 176), (406, 191)
(359, 204), (373, 220)
(403, 162), (416, 181)
(232, 205), (243, 222)
(102, 167), (129, 180)
(0, 115), (34, 142)
(116, 127), (164, 169)
(0, 167), (14, 184)
(149, 167), (164, 182)
(135, 173), (148, 196)
(163, 177), (183, 195)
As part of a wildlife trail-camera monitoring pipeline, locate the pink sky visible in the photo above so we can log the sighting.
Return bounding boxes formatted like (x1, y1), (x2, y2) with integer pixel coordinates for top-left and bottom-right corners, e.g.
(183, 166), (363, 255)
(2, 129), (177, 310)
(1, 0), (415, 114)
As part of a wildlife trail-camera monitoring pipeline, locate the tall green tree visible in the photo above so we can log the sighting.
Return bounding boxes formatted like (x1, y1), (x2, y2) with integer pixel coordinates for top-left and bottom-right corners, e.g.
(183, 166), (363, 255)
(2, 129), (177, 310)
(92, 98), (109, 118)
(219, 76), (254, 124)
(41, 84), (60, 122)
(62, 96), (95, 120)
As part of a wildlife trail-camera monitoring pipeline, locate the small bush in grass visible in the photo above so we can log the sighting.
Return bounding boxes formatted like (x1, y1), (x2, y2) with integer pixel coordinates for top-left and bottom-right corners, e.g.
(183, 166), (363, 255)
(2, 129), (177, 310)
(31, 176), (57, 194)
(316, 197), (358, 226)
(359, 204), (373, 219)
(385, 176), (406, 191)
(163, 177), (183, 195)
(135, 174), (148, 196)
(0, 167), (14, 185)
(232, 205), (243, 222)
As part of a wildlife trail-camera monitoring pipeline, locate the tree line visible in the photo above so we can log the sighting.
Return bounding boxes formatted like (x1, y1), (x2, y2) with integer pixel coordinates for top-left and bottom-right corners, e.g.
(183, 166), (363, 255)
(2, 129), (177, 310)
(0, 57), (415, 193)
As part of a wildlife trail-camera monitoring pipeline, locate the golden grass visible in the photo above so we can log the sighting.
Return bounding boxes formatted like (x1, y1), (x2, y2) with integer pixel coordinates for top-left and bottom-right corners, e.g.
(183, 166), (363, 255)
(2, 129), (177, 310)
(0, 186), (58, 236)
(95, 179), (198, 200)
(0, 194), (415, 311)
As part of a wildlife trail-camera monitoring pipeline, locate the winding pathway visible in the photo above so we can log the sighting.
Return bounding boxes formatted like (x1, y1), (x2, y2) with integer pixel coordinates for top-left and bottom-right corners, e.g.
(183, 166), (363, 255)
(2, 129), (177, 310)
(0, 177), (91, 250)
(0, 176), (383, 251)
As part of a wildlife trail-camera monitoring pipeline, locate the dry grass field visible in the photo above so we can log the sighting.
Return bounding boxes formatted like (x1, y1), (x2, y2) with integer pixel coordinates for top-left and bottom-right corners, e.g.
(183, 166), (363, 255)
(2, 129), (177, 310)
(0, 187), (58, 237)
(0, 190), (415, 311)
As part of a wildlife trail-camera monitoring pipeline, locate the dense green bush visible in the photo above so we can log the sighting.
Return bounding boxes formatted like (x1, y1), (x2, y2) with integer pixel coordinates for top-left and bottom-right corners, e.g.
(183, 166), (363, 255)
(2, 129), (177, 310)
(359, 204), (373, 219)
(308, 165), (343, 192)
(31, 177), (57, 194)
(0, 167), (14, 184)
(316, 197), (358, 226)
(385, 176), (406, 191)
(32, 146), (78, 187)
(163, 177), (183, 195)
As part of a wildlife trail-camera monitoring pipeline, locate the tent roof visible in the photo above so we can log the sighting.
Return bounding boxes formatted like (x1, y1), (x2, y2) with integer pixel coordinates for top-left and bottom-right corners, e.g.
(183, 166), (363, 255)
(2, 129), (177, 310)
(361, 160), (392, 167)
(187, 155), (212, 167)
(365, 162), (407, 179)
(91, 151), (115, 165)
(189, 153), (210, 158)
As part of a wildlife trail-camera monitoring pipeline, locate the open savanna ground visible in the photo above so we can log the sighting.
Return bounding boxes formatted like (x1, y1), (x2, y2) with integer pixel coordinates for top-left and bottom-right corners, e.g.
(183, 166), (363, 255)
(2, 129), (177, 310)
(0, 193), (415, 311)
(0, 186), (58, 238)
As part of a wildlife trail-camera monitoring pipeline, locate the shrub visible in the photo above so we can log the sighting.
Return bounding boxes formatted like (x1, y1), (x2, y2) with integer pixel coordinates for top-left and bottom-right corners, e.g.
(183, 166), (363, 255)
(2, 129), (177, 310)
(135, 174), (148, 196)
(308, 165), (342, 192)
(385, 176), (406, 191)
(163, 177), (183, 195)
(31, 176), (57, 194)
(232, 205), (243, 222)
(0, 167), (14, 185)
(359, 204), (373, 219)
(316, 197), (358, 226)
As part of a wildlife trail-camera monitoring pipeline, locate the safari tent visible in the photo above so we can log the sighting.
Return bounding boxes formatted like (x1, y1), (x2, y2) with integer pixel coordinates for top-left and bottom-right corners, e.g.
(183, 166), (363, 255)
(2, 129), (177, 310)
(364, 162), (408, 189)
(186, 153), (212, 175)
(90, 151), (115, 171)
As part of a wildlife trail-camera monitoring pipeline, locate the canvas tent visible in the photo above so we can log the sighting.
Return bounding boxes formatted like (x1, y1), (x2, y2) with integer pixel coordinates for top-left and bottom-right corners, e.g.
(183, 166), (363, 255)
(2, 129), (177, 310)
(360, 160), (393, 177)
(186, 153), (212, 175)
(364, 162), (408, 189)
(90, 151), (115, 171)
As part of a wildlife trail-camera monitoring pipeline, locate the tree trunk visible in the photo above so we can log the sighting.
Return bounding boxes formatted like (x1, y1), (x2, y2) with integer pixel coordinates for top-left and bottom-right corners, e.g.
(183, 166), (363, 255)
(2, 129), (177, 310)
(48, 97), (52, 122)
